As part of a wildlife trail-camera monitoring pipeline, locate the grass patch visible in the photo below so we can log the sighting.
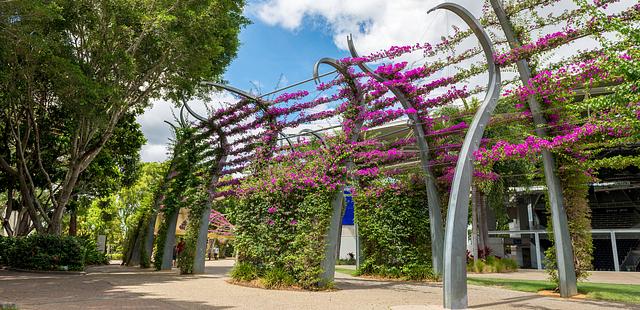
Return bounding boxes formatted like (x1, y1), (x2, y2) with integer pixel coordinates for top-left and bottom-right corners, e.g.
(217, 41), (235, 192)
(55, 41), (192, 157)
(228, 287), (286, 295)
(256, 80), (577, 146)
(468, 278), (640, 304)
(335, 268), (358, 276)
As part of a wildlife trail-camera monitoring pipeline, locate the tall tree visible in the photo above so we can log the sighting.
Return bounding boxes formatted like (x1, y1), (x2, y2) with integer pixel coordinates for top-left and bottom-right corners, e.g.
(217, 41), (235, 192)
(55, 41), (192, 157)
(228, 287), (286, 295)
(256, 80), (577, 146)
(0, 0), (249, 234)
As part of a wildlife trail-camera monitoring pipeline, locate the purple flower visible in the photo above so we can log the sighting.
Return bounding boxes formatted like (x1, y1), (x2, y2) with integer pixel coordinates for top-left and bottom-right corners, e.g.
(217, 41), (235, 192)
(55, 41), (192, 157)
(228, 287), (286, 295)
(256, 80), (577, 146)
(268, 207), (277, 214)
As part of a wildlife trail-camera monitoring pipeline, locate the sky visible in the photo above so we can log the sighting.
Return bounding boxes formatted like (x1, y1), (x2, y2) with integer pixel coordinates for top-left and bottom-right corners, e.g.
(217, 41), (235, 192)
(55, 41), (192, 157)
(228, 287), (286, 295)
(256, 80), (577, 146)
(138, 0), (481, 162)
(137, 0), (633, 162)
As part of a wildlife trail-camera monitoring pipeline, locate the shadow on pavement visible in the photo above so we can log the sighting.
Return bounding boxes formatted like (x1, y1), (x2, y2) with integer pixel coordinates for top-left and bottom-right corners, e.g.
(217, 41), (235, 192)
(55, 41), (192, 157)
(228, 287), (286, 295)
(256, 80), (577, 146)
(0, 262), (234, 310)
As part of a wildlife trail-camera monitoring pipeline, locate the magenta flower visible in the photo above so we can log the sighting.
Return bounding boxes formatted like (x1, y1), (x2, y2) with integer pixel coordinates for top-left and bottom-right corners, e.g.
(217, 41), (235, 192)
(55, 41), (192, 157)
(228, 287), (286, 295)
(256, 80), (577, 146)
(268, 207), (277, 214)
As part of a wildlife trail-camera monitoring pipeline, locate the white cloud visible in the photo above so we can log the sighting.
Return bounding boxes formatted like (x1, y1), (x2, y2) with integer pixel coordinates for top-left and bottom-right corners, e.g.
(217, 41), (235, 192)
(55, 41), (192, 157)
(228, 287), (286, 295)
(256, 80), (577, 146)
(137, 92), (237, 162)
(251, 0), (483, 55)
(140, 144), (169, 162)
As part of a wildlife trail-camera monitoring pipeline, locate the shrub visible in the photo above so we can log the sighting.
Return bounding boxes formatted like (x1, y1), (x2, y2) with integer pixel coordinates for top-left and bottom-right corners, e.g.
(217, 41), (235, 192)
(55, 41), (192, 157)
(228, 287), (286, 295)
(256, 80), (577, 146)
(233, 172), (336, 289)
(9, 235), (85, 271)
(467, 255), (518, 273)
(1, 235), (110, 271)
(403, 263), (435, 280)
(0, 235), (15, 266)
(78, 238), (109, 265)
(337, 253), (356, 265)
(354, 174), (435, 280)
(230, 262), (260, 281)
(108, 253), (123, 261)
(261, 267), (295, 289)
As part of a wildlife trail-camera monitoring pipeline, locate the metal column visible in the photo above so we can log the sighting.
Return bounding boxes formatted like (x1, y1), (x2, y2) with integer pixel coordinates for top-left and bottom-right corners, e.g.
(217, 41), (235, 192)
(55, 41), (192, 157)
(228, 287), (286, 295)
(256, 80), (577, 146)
(161, 209), (179, 270)
(321, 189), (345, 285)
(427, 3), (501, 309)
(313, 58), (366, 286)
(489, 0), (577, 297)
(534, 232), (542, 270)
(611, 232), (620, 272)
(347, 36), (445, 275)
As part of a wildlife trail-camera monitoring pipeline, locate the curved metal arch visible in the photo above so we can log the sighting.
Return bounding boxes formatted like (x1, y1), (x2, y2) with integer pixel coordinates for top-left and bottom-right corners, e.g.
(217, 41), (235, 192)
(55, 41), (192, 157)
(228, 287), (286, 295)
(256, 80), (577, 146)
(178, 105), (188, 127)
(163, 120), (178, 132)
(313, 58), (361, 111)
(488, 0), (577, 298)
(201, 81), (272, 113)
(299, 129), (329, 149)
(312, 56), (368, 286)
(202, 82), (283, 159)
(347, 33), (445, 276)
(427, 3), (501, 309)
(183, 101), (208, 123)
(278, 132), (295, 150)
(313, 57), (366, 144)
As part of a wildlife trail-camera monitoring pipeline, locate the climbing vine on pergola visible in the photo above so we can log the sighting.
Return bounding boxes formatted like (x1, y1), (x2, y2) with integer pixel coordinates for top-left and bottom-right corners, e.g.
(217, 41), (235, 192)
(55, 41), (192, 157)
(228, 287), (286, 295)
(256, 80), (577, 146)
(132, 0), (640, 308)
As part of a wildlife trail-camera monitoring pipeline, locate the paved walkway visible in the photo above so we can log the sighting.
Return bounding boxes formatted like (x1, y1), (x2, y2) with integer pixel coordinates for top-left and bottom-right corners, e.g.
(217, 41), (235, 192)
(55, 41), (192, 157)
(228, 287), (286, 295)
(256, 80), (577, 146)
(467, 268), (640, 285)
(0, 260), (636, 309)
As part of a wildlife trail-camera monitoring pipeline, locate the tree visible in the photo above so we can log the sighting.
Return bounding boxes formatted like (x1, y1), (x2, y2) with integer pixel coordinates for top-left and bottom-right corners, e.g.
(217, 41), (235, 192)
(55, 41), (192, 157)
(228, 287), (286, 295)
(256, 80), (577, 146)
(0, 0), (249, 234)
(68, 112), (146, 236)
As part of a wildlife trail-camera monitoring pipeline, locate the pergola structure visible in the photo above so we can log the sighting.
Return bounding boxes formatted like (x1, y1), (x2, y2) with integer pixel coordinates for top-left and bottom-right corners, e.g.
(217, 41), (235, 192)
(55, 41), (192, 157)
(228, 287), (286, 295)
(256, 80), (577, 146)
(125, 1), (640, 308)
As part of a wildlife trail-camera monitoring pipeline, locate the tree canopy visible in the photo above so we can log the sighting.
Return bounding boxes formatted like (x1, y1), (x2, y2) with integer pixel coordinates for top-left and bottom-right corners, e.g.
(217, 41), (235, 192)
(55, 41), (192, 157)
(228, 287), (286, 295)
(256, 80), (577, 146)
(0, 0), (249, 234)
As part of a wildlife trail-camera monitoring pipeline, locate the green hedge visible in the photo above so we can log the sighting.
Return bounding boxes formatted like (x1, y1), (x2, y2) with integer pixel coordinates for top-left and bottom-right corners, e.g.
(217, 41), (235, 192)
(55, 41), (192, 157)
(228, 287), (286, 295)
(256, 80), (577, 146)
(0, 235), (15, 265)
(354, 175), (435, 280)
(0, 235), (108, 271)
(231, 189), (335, 289)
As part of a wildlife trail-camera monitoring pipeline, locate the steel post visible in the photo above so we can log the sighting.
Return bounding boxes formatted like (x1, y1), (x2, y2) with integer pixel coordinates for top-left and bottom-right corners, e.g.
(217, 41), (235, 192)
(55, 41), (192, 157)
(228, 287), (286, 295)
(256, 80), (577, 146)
(489, 0), (577, 297)
(192, 204), (212, 274)
(535, 232), (543, 270)
(143, 210), (157, 266)
(313, 58), (366, 285)
(427, 3), (501, 308)
(347, 36), (444, 275)
(161, 209), (179, 270)
(321, 189), (344, 284)
(611, 231), (620, 272)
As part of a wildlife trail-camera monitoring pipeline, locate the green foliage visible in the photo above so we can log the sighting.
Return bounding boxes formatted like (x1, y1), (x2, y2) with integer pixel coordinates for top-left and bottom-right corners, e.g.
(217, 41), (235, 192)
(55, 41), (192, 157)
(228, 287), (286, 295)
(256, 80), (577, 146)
(78, 238), (109, 266)
(5, 235), (84, 271)
(0, 235), (15, 265)
(467, 256), (518, 273)
(154, 126), (204, 270)
(0, 235), (108, 270)
(230, 262), (260, 281)
(230, 154), (337, 289)
(152, 219), (169, 271)
(233, 188), (335, 289)
(353, 174), (435, 280)
(545, 166), (593, 284)
(119, 162), (167, 266)
(0, 0), (249, 234)
(108, 253), (123, 261)
(261, 267), (296, 289)
(402, 263), (435, 281)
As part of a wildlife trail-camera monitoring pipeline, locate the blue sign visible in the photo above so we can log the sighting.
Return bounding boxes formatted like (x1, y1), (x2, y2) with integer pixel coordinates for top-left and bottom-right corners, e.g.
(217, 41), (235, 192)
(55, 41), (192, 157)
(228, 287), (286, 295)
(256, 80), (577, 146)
(342, 189), (355, 225)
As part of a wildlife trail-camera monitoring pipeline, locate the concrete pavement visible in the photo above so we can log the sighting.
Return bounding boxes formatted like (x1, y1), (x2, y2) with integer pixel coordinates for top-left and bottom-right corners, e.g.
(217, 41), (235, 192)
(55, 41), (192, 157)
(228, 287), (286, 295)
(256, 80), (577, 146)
(0, 260), (636, 309)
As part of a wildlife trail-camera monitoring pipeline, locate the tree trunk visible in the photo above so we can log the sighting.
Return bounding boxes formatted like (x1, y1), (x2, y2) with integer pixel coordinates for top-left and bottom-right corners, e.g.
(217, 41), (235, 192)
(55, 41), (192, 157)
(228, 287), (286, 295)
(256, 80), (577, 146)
(471, 186), (489, 260)
(478, 192), (489, 258)
(69, 208), (77, 236)
(16, 206), (32, 236)
(471, 186), (479, 262)
(2, 188), (14, 236)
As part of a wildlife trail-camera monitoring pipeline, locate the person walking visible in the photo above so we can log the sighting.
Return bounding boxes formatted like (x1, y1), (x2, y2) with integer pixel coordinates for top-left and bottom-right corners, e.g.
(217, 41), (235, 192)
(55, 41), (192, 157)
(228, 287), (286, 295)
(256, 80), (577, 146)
(174, 237), (186, 267)
(213, 245), (219, 260)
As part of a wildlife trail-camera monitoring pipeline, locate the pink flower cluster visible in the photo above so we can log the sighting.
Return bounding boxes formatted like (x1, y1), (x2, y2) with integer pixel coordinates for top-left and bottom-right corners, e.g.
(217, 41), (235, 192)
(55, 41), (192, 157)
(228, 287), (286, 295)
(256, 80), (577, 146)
(494, 29), (579, 65)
